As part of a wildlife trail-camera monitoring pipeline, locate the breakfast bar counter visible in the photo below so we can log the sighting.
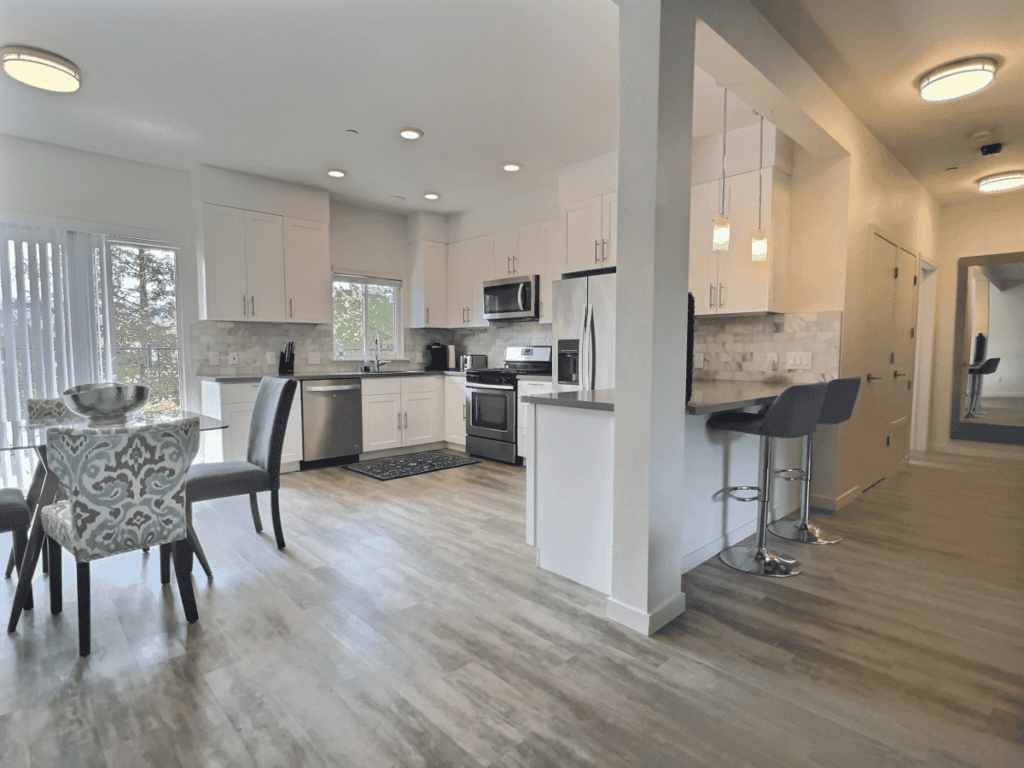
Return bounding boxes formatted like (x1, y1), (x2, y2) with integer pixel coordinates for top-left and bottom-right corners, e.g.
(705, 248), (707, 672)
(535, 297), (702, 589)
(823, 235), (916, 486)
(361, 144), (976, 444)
(686, 379), (790, 414)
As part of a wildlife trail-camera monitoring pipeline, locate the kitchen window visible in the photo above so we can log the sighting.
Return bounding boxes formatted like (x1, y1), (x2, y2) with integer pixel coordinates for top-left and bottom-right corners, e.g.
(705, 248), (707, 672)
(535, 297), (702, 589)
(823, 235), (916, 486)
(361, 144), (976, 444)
(332, 274), (403, 360)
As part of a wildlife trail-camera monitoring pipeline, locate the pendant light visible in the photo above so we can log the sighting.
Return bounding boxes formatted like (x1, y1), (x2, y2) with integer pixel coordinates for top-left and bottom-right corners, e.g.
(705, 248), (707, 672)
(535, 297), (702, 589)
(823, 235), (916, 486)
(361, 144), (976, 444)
(712, 86), (730, 252)
(751, 114), (768, 262)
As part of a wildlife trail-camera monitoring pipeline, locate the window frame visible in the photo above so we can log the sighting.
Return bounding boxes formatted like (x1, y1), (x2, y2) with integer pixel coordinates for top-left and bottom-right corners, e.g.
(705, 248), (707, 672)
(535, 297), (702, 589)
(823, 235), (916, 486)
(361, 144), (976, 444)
(331, 273), (404, 361)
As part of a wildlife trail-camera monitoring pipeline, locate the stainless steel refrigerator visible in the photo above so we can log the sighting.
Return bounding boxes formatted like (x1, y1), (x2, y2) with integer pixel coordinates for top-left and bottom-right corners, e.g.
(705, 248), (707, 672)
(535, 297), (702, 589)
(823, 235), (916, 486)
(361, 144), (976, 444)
(552, 269), (616, 391)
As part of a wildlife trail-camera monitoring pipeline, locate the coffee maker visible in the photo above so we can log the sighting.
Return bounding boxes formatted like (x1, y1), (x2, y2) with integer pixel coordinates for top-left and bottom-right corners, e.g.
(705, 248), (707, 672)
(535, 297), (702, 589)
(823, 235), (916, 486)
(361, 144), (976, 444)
(424, 343), (448, 371)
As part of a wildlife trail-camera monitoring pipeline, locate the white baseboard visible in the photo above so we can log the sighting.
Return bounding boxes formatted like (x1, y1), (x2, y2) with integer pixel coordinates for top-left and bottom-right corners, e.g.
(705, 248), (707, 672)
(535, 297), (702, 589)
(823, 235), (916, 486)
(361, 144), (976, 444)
(606, 592), (687, 636)
(281, 461), (301, 474)
(811, 484), (860, 511)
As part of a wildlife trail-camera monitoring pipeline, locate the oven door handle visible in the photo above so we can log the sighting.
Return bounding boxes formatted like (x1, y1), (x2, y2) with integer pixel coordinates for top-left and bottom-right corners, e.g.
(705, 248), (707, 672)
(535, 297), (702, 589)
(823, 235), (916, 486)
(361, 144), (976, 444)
(467, 382), (515, 391)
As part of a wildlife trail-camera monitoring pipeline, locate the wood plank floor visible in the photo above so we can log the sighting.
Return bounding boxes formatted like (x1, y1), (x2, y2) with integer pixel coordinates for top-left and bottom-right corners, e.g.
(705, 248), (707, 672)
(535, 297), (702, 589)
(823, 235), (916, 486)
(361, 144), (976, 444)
(2, 450), (1022, 767)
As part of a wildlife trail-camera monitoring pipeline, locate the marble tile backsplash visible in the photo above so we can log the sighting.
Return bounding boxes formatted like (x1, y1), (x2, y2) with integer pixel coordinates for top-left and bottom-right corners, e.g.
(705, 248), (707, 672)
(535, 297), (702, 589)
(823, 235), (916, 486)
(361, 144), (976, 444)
(693, 311), (842, 384)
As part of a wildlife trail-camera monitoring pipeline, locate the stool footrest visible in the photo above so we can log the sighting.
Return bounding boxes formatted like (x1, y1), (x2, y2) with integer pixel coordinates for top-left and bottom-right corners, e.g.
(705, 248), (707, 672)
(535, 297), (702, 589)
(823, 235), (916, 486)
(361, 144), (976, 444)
(722, 485), (762, 503)
(775, 467), (806, 481)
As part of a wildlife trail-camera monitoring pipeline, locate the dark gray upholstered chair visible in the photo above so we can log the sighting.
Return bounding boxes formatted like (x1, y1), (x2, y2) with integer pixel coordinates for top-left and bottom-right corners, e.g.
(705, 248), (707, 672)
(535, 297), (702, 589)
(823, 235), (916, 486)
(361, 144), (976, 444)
(769, 377), (861, 545)
(1, 487), (33, 611)
(186, 377), (297, 569)
(707, 382), (828, 578)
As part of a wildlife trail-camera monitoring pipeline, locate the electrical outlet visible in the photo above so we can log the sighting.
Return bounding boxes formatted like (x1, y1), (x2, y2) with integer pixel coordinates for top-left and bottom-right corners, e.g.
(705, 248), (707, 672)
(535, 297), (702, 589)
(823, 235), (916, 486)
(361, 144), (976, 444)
(266, 352), (277, 365)
(208, 351), (220, 366)
(766, 352), (779, 371)
(227, 352), (239, 366)
(786, 352), (813, 370)
(694, 352), (705, 369)
(308, 352), (321, 365)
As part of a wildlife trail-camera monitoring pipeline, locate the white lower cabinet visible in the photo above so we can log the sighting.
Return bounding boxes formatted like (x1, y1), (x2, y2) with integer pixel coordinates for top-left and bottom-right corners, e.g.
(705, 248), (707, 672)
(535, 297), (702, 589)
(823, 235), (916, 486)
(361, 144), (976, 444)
(444, 376), (468, 445)
(361, 376), (443, 453)
(200, 379), (302, 471)
(517, 380), (555, 459)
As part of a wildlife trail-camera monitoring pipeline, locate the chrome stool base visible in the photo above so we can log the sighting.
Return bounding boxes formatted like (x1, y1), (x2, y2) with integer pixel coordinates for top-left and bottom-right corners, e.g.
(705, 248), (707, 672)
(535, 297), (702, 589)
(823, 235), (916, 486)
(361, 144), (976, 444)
(768, 518), (842, 545)
(719, 545), (802, 577)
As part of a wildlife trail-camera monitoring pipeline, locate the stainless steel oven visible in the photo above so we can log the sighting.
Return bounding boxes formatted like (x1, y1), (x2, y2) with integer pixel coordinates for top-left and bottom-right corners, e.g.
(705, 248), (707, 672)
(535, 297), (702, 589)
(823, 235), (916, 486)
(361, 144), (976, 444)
(465, 371), (518, 464)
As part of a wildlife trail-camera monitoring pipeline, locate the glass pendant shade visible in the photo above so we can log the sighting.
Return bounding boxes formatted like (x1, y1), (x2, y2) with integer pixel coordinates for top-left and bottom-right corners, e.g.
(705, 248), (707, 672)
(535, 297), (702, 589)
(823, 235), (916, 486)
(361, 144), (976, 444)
(712, 215), (731, 252)
(751, 229), (768, 261)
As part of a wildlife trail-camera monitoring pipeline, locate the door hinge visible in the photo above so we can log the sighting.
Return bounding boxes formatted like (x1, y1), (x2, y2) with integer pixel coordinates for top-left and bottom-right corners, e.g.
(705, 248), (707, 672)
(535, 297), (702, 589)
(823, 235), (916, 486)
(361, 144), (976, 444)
(890, 352), (895, 364)
(886, 436), (890, 447)
(911, 327), (915, 338)
(908, 380), (912, 391)
(894, 266), (899, 278)
(913, 275), (917, 285)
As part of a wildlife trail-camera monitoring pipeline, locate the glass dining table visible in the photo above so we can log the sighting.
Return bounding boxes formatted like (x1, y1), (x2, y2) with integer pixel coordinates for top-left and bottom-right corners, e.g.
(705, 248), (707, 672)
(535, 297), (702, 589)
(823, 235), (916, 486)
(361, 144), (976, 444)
(2, 410), (226, 633)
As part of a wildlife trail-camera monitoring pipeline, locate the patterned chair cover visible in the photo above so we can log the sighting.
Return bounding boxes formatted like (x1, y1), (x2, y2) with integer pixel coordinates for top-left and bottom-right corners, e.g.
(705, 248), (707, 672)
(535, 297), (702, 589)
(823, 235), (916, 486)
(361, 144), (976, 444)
(26, 397), (76, 425)
(41, 417), (200, 562)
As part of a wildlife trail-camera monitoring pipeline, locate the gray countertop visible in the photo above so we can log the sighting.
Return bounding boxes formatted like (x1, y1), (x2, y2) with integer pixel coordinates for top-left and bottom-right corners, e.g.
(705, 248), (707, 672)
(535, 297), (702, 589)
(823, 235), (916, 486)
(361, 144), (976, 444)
(686, 379), (789, 415)
(198, 371), (444, 384)
(520, 389), (614, 412)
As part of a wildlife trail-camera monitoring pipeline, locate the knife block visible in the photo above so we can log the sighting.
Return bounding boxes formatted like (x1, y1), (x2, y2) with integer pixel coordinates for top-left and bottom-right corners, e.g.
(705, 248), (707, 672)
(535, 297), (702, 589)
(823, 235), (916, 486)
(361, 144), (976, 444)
(278, 352), (295, 375)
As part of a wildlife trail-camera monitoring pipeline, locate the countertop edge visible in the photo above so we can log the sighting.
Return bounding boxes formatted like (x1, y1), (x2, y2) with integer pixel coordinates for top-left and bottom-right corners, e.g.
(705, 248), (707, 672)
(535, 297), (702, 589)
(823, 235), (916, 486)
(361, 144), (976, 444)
(521, 392), (614, 412)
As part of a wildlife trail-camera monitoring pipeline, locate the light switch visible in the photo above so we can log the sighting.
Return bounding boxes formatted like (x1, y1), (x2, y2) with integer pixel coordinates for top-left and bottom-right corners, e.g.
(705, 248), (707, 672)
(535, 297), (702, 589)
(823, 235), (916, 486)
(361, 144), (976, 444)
(308, 352), (321, 365)
(227, 352), (239, 366)
(208, 351), (220, 366)
(693, 352), (704, 369)
(766, 352), (779, 371)
(266, 352), (277, 365)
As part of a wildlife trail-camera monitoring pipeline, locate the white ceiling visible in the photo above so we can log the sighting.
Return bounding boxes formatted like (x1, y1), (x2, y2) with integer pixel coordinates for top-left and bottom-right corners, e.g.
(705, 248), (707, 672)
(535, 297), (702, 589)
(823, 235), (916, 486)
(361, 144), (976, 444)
(749, 0), (1024, 204)
(0, 0), (619, 214)
(2, 0), (1021, 213)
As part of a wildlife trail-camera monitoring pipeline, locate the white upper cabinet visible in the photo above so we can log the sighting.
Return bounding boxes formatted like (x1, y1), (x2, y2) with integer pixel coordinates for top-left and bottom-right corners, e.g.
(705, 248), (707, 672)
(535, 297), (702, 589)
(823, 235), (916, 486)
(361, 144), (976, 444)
(201, 203), (330, 323)
(540, 219), (563, 324)
(469, 235), (495, 327)
(447, 240), (471, 328)
(283, 217), (331, 323)
(564, 192), (616, 273)
(407, 240), (448, 328)
(690, 168), (789, 316)
(493, 224), (543, 277)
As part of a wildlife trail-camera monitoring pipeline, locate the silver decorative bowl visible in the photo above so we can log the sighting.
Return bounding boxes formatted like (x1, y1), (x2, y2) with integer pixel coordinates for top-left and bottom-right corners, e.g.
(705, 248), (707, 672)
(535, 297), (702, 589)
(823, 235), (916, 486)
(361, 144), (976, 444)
(63, 383), (149, 424)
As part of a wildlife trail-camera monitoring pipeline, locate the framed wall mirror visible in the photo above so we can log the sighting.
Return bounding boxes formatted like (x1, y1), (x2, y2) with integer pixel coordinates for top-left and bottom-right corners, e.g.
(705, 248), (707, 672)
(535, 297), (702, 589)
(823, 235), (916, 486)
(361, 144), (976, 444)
(950, 250), (1024, 446)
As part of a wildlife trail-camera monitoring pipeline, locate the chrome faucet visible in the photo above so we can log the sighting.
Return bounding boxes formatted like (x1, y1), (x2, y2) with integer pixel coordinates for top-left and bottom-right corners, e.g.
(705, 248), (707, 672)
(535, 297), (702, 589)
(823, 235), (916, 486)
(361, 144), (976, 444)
(365, 335), (385, 372)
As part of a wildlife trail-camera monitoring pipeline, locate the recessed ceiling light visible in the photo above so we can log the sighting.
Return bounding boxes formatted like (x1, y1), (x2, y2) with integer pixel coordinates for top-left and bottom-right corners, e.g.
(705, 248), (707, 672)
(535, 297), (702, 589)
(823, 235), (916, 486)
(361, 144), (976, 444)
(503, 163), (522, 172)
(0, 45), (81, 92)
(977, 171), (1024, 193)
(346, 129), (358, 134)
(327, 169), (346, 178)
(387, 195), (406, 202)
(399, 128), (423, 140)
(424, 192), (440, 200)
(919, 57), (996, 102)
(946, 166), (959, 171)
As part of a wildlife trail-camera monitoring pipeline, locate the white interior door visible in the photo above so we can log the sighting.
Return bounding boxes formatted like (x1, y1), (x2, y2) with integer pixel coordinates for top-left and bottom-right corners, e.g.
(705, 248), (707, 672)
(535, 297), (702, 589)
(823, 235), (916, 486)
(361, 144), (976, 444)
(911, 263), (937, 451)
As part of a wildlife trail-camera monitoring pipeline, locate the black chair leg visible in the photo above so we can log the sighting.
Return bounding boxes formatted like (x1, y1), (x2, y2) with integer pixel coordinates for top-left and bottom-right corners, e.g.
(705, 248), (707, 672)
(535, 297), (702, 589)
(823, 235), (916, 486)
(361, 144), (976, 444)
(41, 540), (48, 575)
(270, 489), (285, 550)
(172, 540), (199, 624)
(5, 546), (14, 578)
(77, 562), (90, 657)
(187, 523), (213, 579)
(249, 493), (263, 533)
(159, 543), (172, 585)
(12, 527), (32, 612)
(48, 536), (62, 615)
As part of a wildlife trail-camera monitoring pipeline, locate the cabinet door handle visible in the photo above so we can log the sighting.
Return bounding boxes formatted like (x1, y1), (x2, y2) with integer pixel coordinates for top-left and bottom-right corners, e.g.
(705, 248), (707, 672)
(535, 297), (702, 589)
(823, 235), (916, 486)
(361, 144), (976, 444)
(594, 240), (600, 263)
(719, 283), (725, 307)
(404, 412), (408, 429)
(251, 296), (255, 316)
(602, 238), (607, 262)
(426, 307), (429, 323)
(398, 412), (402, 430)
(463, 402), (467, 420)
(709, 283), (715, 308)
(513, 254), (518, 273)
(508, 255), (512, 274)
(243, 295), (247, 317)
(289, 298), (293, 318)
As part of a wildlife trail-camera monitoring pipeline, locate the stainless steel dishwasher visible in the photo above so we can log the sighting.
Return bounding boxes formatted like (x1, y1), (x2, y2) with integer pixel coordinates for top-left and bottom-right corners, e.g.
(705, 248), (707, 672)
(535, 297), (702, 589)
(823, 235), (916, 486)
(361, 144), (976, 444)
(300, 378), (363, 464)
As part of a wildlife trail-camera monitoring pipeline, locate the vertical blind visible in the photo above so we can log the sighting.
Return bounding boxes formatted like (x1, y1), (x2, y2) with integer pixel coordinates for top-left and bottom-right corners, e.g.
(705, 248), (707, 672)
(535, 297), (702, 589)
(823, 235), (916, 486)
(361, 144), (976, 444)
(0, 224), (111, 483)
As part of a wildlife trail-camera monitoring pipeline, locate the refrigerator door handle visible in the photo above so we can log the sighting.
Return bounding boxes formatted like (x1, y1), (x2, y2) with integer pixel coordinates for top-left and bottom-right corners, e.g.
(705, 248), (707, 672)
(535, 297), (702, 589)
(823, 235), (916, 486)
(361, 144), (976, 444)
(588, 304), (596, 390)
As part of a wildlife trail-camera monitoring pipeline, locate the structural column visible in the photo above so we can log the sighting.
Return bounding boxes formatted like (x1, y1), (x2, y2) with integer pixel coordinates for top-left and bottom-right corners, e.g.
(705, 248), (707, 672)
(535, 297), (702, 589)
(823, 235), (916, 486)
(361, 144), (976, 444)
(608, 0), (697, 634)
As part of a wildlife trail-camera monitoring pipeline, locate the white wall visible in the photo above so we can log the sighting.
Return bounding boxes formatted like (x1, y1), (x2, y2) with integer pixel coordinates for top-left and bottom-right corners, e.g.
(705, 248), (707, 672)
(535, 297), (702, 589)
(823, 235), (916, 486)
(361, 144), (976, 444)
(986, 281), (1024, 397)
(448, 185), (559, 243)
(691, 120), (793, 185)
(931, 192), (1024, 460)
(329, 200), (408, 281)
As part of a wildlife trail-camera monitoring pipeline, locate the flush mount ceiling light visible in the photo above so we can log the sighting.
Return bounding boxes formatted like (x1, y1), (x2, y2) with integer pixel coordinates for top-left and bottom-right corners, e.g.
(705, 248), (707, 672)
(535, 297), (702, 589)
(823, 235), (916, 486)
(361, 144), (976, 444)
(918, 57), (996, 102)
(423, 192), (440, 200)
(399, 128), (423, 140)
(977, 171), (1024, 193)
(502, 163), (521, 172)
(327, 169), (346, 178)
(712, 86), (730, 252)
(0, 45), (81, 92)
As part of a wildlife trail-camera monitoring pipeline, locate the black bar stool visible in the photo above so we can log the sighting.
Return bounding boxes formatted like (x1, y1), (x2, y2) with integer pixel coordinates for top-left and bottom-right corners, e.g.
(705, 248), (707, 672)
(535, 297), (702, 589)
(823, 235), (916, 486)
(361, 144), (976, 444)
(768, 376), (861, 545)
(708, 382), (827, 578)
(964, 358), (1000, 418)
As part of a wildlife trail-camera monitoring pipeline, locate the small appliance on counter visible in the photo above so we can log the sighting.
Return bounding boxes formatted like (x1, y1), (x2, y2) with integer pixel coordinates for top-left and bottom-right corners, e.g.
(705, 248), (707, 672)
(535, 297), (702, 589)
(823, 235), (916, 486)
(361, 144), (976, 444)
(424, 343), (448, 371)
(279, 342), (295, 375)
(446, 344), (458, 370)
(460, 354), (487, 372)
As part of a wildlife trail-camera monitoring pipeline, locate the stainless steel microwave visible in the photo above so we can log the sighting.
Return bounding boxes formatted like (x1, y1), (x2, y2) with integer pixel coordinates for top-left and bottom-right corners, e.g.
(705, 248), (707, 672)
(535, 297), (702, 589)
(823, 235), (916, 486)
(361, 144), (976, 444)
(483, 275), (539, 321)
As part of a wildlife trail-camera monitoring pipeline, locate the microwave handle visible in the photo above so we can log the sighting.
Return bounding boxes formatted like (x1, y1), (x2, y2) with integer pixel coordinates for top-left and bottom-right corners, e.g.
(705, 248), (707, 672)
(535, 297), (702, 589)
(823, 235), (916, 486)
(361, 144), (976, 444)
(517, 281), (526, 311)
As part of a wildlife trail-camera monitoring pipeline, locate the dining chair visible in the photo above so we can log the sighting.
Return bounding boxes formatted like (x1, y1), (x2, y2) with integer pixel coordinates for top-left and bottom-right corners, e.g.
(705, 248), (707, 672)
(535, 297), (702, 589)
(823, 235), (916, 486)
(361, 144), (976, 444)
(41, 417), (201, 656)
(186, 377), (297, 565)
(1, 487), (33, 611)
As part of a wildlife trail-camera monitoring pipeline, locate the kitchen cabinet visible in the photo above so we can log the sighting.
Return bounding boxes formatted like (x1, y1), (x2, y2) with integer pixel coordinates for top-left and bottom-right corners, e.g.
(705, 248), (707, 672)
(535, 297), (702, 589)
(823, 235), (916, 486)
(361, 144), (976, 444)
(361, 376), (443, 452)
(200, 380), (302, 471)
(539, 219), (563, 324)
(492, 225), (543, 277)
(407, 240), (448, 328)
(517, 379), (554, 459)
(564, 192), (617, 273)
(689, 168), (789, 316)
(447, 240), (472, 327)
(444, 376), (469, 445)
(283, 217), (331, 323)
(468, 235), (495, 327)
(201, 203), (330, 323)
